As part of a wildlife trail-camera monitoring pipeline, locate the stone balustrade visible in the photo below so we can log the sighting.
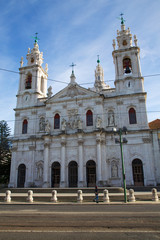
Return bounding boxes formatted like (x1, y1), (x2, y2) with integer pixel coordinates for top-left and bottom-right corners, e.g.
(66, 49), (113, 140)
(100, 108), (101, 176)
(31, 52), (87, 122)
(1, 188), (159, 203)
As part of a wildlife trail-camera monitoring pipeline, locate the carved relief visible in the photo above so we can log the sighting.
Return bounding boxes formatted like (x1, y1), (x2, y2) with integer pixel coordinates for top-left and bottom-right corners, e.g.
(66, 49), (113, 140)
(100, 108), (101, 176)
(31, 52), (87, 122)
(142, 137), (152, 143)
(60, 86), (87, 98)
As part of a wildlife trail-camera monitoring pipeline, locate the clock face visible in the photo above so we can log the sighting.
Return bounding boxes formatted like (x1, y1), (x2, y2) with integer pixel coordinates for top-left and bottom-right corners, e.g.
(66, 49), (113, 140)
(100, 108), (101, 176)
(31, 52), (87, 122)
(123, 40), (127, 46)
(24, 94), (30, 102)
(31, 57), (34, 63)
(126, 80), (133, 89)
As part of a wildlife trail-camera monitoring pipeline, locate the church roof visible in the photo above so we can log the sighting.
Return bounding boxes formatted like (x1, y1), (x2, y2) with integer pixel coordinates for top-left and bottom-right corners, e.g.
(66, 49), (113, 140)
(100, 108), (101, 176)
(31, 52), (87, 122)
(149, 119), (160, 130)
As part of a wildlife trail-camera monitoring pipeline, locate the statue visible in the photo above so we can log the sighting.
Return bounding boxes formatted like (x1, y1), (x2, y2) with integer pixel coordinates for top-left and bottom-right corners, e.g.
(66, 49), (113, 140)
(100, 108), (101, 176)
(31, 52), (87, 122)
(45, 120), (50, 133)
(96, 117), (102, 129)
(39, 117), (45, 131)
(77, 119), (83, 130)
(45, 63), (48, 73)
(61, 119), (67, 131)
(20, 57), (24, 67)
(37, 165), (43, 180)
(111, 163), (118, 178)
(47, 86), (53, 98)
(108, 112), (114, 126)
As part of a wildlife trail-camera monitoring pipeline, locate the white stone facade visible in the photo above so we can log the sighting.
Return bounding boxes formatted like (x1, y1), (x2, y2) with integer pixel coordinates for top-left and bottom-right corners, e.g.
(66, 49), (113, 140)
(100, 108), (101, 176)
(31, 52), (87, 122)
(9, 24), (158, 188)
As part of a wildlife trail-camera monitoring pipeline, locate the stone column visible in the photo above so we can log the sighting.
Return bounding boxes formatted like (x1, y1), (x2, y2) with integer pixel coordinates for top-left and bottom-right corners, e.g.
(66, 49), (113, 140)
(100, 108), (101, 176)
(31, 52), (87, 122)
(8, 147), (17, 188)
(43, 138), (50, 188)
(96, 134), (102, 186)
(78, 135), (84, 187)
(101, 135), (106, 185)
(60, 136), (66, 187)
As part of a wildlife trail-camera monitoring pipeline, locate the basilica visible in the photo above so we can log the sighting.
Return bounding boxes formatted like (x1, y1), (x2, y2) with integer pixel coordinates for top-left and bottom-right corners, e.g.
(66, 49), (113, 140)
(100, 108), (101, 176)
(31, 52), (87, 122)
(9, 22), (159, 188)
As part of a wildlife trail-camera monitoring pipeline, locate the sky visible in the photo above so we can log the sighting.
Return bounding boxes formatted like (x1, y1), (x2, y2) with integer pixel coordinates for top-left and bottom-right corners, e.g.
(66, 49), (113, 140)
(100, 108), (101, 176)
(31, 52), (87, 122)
(0, 0), (160, 134)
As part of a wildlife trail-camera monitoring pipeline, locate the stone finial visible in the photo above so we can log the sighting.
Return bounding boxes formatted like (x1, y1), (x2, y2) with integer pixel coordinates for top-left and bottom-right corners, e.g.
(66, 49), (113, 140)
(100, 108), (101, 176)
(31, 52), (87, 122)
(103, 189), (110, 203)
(134, 35), (138, 46)
(4, 190), (11, 203)
(112, 39), (116, 50)
(117, 30), (120, 36)
(152, 188), (159, 202)
(51, 190), (58, 203)
(45, 63), (48, 73)
(28, 48), (30, 54)
(20, 57), (24, 67)
(77, 190), (83, 203)
(27, 190), (33, 203)
(128, 189), (136, 202)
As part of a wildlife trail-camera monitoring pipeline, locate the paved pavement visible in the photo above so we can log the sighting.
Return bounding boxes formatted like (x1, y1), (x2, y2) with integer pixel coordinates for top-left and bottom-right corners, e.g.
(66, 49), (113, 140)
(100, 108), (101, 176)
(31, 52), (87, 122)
(0, 204), (160, 240)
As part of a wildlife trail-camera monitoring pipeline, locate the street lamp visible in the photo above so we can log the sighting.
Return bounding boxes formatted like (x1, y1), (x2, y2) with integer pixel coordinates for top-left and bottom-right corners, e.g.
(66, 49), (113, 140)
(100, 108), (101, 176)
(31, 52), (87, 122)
(112, 127), (128, 203)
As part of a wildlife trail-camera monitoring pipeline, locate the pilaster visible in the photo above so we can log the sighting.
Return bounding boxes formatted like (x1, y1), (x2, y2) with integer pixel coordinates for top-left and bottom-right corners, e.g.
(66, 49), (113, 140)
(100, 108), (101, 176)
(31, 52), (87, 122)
(78, 134), (84, 187)
(60, 136), (66, 187)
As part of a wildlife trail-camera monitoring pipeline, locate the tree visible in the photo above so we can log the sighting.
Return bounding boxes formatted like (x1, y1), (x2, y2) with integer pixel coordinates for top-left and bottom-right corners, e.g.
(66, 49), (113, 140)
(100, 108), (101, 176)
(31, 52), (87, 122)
(0, 120), (11, 184)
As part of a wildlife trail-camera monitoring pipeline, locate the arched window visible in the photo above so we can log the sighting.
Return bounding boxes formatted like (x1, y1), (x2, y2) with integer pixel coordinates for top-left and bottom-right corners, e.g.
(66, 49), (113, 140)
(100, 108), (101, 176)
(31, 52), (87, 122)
(129, 108), (137, 124)
(25, 73), (32, 89)
(123, 58), (132, 74)
(22, 119), (28, 134)
(54, 113), (60, 129)
(86, 110), (93, 126)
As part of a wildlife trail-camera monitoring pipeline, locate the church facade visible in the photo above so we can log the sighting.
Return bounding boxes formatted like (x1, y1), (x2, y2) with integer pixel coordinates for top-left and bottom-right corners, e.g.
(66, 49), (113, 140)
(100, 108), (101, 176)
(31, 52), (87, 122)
(9, 23), (158, 188)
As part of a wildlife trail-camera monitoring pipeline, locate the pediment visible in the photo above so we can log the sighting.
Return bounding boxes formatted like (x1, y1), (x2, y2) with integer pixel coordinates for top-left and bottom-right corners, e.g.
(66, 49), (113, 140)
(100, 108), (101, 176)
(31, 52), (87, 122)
(47, 83), (99, 102)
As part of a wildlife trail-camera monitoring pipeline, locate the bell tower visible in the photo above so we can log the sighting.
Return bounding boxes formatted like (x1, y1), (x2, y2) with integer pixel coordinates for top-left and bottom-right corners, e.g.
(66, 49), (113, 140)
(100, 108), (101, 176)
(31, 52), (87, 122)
(16, 35), (48, 108)
(94, 56), (110, 92)
(112, 16), (144, 94)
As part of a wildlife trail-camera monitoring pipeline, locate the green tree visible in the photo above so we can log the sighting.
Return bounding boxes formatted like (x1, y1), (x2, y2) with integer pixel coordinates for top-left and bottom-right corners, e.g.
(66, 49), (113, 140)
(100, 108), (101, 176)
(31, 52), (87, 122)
(0, 120), (11, 184)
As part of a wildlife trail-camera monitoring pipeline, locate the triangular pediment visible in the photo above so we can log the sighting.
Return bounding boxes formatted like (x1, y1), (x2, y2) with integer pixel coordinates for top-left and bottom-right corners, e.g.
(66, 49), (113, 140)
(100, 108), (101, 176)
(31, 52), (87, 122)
(47, 83), (99, 102)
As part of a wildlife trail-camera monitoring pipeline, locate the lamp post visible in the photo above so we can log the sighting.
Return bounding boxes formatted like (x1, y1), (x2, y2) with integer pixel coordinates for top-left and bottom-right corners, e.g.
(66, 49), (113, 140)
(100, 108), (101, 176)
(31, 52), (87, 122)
(112, 127), (128, 203)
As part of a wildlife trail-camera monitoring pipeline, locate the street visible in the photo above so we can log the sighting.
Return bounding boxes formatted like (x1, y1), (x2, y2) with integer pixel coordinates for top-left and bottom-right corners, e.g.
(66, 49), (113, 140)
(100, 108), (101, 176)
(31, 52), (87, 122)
(0, 204), (160, 239)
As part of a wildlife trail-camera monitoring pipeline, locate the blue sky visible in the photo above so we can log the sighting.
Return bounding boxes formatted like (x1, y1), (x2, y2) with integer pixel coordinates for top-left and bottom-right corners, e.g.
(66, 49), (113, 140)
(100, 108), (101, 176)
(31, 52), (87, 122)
(0, 0), (160, 134)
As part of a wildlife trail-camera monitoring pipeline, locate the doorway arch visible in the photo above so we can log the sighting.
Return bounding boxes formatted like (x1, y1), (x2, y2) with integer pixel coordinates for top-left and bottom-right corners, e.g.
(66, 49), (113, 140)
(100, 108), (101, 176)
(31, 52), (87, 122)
(68, 161), (78, 187)
(51, 162), (60, 187)
(132, 159), (144, 186)
(17, 164), (26, 188)
(86, 160), (96, 187)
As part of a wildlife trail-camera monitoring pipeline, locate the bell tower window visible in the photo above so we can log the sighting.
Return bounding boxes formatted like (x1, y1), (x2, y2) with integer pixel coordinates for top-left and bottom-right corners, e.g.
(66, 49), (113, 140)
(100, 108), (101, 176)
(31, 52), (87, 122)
(22, 119), (28, 134)
(129, 108), (137, 124)
(123, 58), (132, 74)
(25, 73), (32, 89)
(86, 110), (93, 126)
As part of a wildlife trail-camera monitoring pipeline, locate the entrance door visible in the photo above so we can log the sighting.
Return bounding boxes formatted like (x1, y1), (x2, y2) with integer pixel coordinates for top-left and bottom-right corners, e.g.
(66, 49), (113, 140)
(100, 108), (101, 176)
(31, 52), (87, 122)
(17, 164), (26, 188)
(51, 162), (60, 187)
(86, 160), (96, 187)
(68, 161), (78, 187)
(132, 159), (144, 186)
